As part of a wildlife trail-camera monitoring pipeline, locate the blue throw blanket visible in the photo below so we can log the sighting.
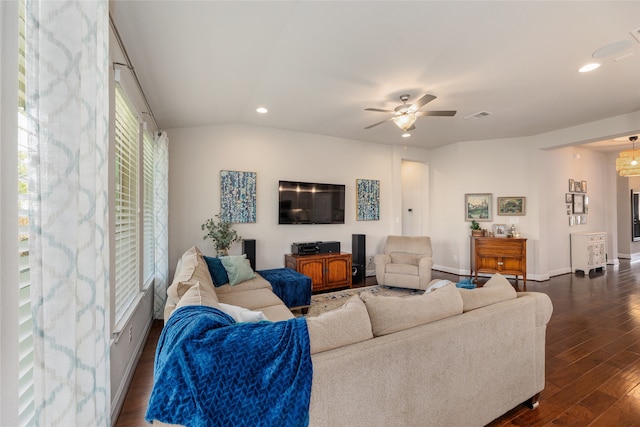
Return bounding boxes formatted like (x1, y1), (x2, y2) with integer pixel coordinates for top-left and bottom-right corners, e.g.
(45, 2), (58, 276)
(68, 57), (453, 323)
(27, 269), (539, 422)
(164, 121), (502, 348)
(145, 305), (312, 427)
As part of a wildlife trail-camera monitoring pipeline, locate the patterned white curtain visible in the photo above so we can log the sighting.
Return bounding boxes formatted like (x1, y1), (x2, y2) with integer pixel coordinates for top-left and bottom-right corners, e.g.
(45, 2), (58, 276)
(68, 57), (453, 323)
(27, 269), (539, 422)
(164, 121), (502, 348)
(154, 131), (169, 318)
(26, 1), (110, 425)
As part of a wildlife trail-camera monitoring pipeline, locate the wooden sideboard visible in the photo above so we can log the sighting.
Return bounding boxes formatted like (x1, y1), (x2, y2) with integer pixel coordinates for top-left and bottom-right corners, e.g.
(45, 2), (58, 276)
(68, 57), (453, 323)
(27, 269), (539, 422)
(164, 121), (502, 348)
(284, 252), (352, 292)
(470, 237), (527, 284)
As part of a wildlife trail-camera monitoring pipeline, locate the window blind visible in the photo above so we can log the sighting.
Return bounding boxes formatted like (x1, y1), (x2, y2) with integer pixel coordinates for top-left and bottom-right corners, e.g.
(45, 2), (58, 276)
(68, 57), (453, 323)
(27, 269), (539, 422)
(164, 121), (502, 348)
(114, 86), (140, 323)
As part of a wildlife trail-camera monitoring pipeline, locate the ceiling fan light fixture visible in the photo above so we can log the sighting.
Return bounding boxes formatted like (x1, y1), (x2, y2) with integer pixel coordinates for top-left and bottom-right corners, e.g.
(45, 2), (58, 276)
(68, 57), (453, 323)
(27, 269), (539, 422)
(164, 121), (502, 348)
(392, 113), (417, 131)
(402, 132), (411, 138)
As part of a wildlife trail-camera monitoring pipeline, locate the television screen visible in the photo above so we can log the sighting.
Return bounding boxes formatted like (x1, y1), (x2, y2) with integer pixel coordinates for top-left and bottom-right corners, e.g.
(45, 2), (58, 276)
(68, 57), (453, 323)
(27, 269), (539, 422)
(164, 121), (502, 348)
(279, 180), (345, 224)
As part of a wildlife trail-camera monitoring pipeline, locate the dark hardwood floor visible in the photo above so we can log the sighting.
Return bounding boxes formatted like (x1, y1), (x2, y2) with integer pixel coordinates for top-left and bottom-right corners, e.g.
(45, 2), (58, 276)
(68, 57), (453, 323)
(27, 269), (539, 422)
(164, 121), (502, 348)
(115, 261), (640, 427)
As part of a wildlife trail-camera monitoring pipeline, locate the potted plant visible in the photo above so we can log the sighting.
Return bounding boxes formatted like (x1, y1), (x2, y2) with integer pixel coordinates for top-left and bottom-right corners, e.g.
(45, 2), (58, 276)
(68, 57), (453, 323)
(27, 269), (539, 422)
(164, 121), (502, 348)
(469, 220), (484, 237)
(201, 213), (241, 256)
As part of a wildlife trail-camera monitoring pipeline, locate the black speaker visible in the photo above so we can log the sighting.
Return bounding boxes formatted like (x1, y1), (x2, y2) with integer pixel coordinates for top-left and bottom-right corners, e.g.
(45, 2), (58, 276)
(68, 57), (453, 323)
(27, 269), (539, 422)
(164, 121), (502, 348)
(352, 234), (366, 266)
(242, 239), (256, 270)
(352, 263), (365, 284)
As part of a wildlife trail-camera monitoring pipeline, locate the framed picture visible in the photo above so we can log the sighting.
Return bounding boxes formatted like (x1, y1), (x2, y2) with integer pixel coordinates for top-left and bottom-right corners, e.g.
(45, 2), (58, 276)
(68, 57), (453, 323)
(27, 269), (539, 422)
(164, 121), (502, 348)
(565, 193), (573, 203)
(220, 170), (257, 223)
(584, 195), (589, 214)
(566, 203), (572, 215)
(581, 181), (587, 193)
(568, 179), (575, 192)
(497, 196), (526, 216)
(574, 181), (582, 193)
(356, 179), (380, 221)
(493, 224), (507, 237)
(573, 193), (584, 214)
(465, 193), (492, 222)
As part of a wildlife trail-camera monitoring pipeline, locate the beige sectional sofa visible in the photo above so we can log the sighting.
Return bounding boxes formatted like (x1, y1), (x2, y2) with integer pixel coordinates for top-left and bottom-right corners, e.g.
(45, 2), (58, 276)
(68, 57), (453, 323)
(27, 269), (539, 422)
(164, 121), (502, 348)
(155, 246), (553, 427)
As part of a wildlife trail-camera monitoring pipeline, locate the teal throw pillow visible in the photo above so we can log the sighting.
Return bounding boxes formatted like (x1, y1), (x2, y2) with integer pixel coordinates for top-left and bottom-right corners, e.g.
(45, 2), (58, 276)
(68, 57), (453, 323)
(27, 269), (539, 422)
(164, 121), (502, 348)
(220, 254), (256, 286)
(203, 255), (229, 287)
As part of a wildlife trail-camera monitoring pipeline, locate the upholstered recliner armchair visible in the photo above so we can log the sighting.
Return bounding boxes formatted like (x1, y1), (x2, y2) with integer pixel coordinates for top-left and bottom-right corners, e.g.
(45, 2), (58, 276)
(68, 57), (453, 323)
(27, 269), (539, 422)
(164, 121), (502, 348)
(374, 235), (433, 290)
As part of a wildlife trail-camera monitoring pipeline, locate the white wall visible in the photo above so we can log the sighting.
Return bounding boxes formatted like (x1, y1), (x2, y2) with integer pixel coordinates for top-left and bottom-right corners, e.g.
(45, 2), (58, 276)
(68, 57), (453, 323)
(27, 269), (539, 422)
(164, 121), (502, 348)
(167, 124), (397, 276)
(166, 112), (639, 282)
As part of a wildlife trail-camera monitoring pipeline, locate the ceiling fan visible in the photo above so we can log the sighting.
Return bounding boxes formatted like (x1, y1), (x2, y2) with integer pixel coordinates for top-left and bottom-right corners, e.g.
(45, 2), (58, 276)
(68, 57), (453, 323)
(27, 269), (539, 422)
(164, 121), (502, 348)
(364, 94), (456, 132)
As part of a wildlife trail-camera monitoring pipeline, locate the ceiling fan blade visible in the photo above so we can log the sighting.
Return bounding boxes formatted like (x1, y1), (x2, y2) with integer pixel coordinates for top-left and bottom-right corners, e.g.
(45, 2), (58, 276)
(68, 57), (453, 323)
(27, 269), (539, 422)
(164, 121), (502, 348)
(410, 94), (436, 110)
(364, 117), (392, 129)
(365, 108), (394, 113)
(418, 110), (457, 117)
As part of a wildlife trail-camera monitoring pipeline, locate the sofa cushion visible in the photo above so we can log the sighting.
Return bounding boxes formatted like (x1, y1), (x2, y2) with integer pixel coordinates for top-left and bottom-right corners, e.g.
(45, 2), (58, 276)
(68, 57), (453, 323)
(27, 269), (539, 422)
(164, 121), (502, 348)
(218, 288), (285, 310)
(306, 295), (373, 354)
(214, 274), (272, 295)
(220, 255), (256, 286)
(360, 282), (463, 337)
(203, 255), (230, 286)
(260, 304), (296, 322)
(389, 252), (419, 265)
(458, 273), (516, 312)
(174, 281), (220, 314)
(218, 303), (268, 323)
(168, 246), (216, 305)
(386, 263), (419, 276)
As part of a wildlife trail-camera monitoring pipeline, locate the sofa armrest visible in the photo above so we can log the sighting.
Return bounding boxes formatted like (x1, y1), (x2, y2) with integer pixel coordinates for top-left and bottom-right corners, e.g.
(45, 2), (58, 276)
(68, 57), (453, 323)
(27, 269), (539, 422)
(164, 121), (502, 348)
(417, 256), (434, 288)
(373, 254), (391, 285)
(517, 292), (553, 327)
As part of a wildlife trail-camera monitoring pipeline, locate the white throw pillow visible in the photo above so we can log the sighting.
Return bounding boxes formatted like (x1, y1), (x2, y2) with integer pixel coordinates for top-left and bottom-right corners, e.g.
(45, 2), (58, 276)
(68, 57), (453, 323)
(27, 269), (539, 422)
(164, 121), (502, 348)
(425, 279), (453, 293)
(218, 303), (269, 323)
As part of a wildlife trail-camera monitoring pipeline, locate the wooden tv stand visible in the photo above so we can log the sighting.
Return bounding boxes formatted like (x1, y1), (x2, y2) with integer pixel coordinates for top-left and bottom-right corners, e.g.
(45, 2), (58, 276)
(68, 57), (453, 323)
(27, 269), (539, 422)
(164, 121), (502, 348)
(470, 237), (527, 285)
(285, 252), (352, 293)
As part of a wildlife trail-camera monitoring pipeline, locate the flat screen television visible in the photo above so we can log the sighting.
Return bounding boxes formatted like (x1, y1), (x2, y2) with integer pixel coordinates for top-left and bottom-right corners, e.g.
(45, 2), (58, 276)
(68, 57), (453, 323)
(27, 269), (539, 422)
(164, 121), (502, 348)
(278, 180), (345, 224)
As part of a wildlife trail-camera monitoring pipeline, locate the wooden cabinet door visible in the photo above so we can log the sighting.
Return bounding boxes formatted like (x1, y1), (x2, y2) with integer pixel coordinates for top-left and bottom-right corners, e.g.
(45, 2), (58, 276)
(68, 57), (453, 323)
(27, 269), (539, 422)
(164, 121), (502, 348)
(474, 237), (526, 283)
(297, 258), (326, 290)
(326, 256), (351, 288)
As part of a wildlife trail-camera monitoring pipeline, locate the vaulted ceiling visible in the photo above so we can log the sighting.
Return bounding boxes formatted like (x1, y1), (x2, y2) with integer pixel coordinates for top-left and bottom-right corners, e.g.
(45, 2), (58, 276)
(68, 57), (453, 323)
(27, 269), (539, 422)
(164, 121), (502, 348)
(110, 1), (640, 150)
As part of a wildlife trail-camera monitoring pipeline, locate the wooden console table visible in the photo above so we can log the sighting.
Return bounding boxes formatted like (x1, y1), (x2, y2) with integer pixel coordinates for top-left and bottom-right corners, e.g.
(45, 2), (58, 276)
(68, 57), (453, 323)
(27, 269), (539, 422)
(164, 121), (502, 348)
(285, 252), (352, 293)
(470, 237), (527, 285)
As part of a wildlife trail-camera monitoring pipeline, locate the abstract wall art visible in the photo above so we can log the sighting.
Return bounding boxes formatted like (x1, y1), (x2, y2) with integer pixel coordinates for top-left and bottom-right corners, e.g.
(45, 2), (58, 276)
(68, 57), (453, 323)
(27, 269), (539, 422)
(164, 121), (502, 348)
(356, 179), (380, 221)
(220, 170), (256, 223)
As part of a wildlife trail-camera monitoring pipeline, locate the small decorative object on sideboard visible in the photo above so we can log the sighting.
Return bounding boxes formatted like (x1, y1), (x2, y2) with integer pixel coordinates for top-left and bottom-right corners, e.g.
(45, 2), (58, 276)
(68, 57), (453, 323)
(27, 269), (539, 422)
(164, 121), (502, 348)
(470, 220), (484, 237)
(201, 212), (241, 256)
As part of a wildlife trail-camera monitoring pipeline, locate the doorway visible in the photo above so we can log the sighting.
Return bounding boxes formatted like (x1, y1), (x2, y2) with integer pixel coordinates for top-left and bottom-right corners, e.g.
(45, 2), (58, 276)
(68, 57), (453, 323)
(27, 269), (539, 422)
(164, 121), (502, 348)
(401, 160), (428, 236)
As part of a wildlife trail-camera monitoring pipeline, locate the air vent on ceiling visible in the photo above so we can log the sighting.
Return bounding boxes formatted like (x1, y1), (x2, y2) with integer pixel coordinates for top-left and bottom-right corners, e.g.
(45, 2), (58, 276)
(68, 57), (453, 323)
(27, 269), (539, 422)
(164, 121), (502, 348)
(464, 111), (492, 120)
(631, 27), (640, 43)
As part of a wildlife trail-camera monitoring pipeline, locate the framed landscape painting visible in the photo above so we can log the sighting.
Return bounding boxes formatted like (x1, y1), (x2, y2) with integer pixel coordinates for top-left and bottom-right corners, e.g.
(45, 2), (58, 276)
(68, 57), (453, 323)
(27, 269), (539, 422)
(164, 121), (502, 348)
(465, 193), (492, 222)
(497, 196), (526, 216)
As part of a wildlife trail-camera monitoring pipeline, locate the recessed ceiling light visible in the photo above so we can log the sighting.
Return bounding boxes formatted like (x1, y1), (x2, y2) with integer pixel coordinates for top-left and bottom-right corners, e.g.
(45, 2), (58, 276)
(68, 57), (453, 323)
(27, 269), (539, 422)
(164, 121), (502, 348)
(579, 63), (601, 73)
(256, 107), (268, 114)
(402, 133), (411, 138)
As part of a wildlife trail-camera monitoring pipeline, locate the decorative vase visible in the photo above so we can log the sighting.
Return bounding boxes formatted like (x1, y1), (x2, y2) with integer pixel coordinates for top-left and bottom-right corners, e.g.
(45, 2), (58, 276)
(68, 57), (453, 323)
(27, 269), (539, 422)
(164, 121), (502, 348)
(217, 248), (229, 257)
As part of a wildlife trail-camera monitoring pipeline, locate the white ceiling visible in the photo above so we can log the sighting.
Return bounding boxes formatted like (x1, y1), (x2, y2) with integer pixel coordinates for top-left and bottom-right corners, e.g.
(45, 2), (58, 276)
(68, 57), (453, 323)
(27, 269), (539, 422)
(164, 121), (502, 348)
(110, 1), (640, 150)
